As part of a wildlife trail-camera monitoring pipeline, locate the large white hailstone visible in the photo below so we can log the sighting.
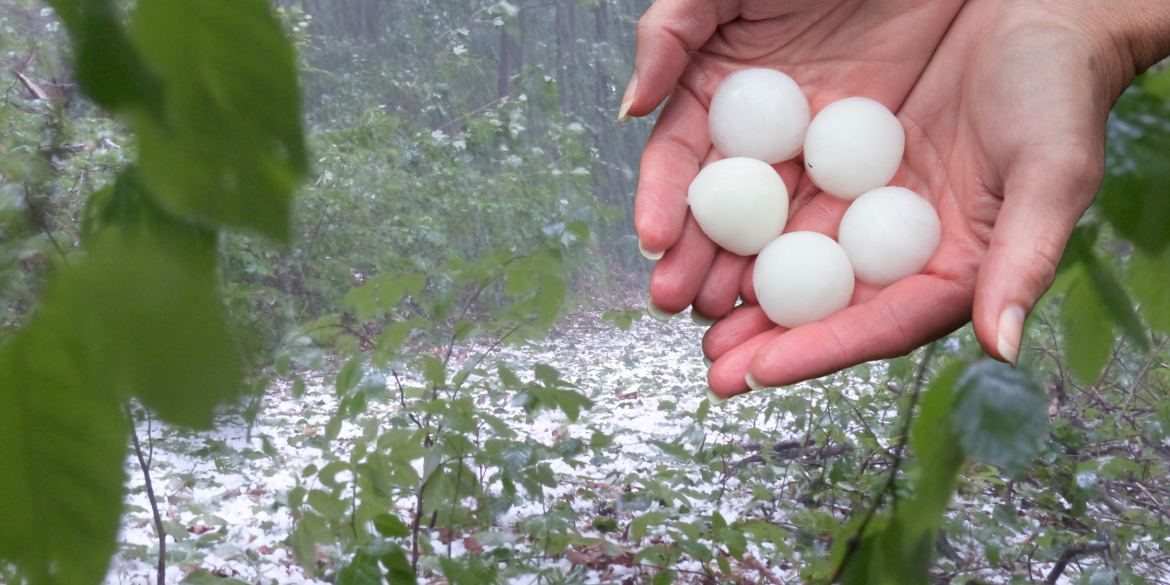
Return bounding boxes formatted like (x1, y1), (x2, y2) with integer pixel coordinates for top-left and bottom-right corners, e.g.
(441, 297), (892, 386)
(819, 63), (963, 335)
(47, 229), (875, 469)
(838, 186), (941, 286)
(708, 68), (810, 164)
(753, 232), (855, 328)
(803, 97), (905, 201)
(687, 157), (789, 256)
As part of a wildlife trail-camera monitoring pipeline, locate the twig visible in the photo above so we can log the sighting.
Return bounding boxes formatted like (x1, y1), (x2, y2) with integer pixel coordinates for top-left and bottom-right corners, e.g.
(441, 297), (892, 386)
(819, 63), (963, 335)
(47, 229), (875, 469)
(1045, 542), (1110, 584)
(728, 443), (853, 472)
(126, 403), (166, 585)
(829, 342), (938, 583)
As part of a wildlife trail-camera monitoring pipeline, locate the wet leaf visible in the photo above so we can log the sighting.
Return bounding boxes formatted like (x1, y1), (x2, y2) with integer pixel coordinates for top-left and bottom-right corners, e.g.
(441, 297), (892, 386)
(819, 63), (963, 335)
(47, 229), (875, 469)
(953, 360), (1048, 476)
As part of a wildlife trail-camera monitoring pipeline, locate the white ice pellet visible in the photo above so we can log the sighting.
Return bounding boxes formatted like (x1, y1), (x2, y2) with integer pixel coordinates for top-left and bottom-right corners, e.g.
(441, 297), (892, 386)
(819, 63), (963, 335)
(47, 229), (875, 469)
(708, 68), (810, 164)
(753, 232), (855, 328)
(687, 157), (789, 256)
(838, 186), (941, 286)
(803, 96), (905, 201)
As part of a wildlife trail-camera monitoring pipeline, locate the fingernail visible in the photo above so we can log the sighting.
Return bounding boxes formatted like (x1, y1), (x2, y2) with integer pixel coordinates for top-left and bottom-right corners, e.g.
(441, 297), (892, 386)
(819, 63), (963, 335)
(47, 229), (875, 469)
(703, 356), (713, 368)
(647, 298), (675, 322)
(618, 70), (638, 122)
(996, 304), (1026, 367)
(706, 388), (726, 406)
(691, 311), (716, 327)
(638, 238), (664, 261)
(745, 371), (764, 391)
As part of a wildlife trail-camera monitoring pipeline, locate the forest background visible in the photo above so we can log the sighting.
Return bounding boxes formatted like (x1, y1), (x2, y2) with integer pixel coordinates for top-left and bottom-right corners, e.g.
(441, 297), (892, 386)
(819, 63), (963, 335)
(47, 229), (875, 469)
(2, 0), (1170, 584)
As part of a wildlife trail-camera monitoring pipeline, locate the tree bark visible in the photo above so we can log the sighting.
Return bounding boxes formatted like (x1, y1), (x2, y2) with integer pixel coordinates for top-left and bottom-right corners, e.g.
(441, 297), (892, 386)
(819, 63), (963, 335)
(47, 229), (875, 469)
(498, 14), (524, 100)
(555, 0), (577, 116)
(591, 0), (617, 206)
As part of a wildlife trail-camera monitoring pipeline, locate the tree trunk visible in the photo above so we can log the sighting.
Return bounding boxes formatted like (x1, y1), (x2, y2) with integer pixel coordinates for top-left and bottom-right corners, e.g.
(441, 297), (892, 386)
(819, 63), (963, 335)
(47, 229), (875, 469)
(555, 0), (577, 116)
(498, 15), (524, 100)
(591, 0), (616, 206)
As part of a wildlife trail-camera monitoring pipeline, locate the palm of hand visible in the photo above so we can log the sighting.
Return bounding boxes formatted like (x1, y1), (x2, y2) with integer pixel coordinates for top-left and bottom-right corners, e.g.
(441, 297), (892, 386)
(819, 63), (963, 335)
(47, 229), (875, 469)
(701, 0), (1113, 396)
(636, 0), (966, 316)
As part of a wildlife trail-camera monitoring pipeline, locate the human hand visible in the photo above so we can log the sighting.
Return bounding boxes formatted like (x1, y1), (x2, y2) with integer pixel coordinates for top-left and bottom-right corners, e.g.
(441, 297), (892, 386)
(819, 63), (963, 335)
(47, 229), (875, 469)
(625, 0), (966, 320)
(703, 0), (1170, 398)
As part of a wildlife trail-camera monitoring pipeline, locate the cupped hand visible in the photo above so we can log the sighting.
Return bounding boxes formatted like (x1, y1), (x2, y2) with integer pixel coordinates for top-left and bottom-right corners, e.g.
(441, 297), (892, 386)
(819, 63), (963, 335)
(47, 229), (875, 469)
(627, 0), (966, 320)
(704, 0), (1150, 397)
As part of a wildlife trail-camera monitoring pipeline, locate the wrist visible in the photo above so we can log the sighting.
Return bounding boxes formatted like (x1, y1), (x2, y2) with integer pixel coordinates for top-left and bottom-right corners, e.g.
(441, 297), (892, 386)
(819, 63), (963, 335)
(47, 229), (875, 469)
(1075, 0), (1170, 76)
(1025, 0), (1170, 97)
(1114, 0), (1170, 73)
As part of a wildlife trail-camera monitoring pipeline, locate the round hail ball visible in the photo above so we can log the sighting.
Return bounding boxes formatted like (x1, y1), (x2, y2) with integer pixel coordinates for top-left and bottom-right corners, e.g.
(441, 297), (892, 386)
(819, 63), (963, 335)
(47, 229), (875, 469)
(838, 186), (941, 286)
(803, 96), (905, 201)
(687, 157), (788, 257)
(753, 231), (855, 329)
(708, 68), (810, 164)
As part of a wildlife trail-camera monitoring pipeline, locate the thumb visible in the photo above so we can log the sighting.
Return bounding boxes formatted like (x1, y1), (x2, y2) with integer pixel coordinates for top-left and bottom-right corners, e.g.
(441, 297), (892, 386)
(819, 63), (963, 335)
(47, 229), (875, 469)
(618, 0), (725, 121)
(972, 147), (1103, 366)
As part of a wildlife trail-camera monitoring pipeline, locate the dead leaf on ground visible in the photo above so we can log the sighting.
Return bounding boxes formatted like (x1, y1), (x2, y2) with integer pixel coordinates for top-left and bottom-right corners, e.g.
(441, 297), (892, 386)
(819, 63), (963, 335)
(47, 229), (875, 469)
(463, 536), (484, 554)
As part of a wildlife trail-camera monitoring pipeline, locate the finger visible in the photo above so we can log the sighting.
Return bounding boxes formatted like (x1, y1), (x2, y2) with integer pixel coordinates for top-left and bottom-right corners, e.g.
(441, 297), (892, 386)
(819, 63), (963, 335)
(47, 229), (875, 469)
(620, 0), (732, 119)
(740, 259), (757, 305)
(748, 274), (972, 388)
(738, 192), (850, 304)
(693, 250), (750, 321)
(634, 90), (711, 256)
(649, 212), (718, 314)
(972, 148), (1101, 366)
(708, 328), (783, 398)
(702, 304), (775, 361)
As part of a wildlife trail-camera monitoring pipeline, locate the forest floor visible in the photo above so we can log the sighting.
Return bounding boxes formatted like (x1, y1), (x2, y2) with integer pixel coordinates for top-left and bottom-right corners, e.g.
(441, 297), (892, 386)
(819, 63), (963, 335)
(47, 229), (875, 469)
(101, 308), (1126, 585)
(105, 309), (746, 585)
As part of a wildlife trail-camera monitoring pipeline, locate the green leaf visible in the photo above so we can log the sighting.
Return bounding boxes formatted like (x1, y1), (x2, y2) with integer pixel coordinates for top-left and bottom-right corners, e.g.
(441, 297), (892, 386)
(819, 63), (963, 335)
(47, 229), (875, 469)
(308, 489), (346, 523)
(535, 363), (560, 385)
(1084, 257), (1149, 352)
(378, 544), (418, 585)
(592, 516), (619, 533)
(292, 377), (307, 399)
(1060, 272), (1115, 385)
(336, 356), (365, 396)
(374, 513), (412, 538)
(551, 388), (593, 422)
(498, 364), (522, 389)
(420, 355), (446, 387)
(0, 169), (244, 585)
(1098, 86), (1170, 253)
(375, 317), (429, 356)
(42, 0), (163, 113)
(908, 360), (967, 532)
(1129, 247), (1170, 334)
(130, 0), (307, 241)
(652, 570), (676, 585)
(952, 360), (1048, 477)
(631, 511), (670, 540)
(338, 552), (382, 585)
(69, 173), (243, 427)
(439, 555), (499, 585)
(0, 326), (127, 585)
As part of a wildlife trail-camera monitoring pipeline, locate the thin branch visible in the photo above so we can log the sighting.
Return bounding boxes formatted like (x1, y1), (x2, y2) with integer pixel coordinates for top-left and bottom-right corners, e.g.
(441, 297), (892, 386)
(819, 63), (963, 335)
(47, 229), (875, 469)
(1045, 543), (1110, 585)
(829, 341), (938, 583)
(126, 403), (166, 585)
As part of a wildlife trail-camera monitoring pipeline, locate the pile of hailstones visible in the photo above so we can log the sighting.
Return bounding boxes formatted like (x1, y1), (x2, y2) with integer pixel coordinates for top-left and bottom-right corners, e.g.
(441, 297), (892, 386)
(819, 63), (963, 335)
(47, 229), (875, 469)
(688, 69), (941, 329)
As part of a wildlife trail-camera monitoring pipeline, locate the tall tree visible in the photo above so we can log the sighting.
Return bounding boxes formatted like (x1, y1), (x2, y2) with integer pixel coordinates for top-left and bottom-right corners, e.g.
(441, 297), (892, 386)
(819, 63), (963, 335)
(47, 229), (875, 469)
(555, 0), (576, 116)
(498, 12), (524, 99)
